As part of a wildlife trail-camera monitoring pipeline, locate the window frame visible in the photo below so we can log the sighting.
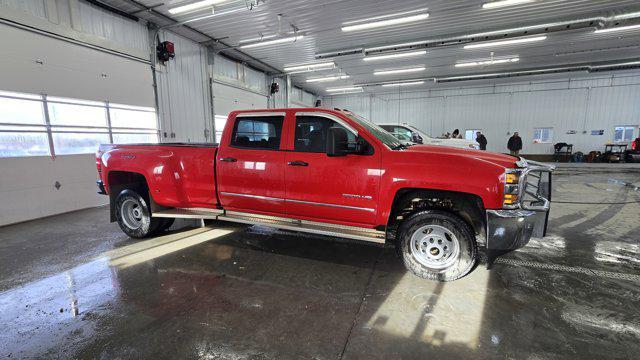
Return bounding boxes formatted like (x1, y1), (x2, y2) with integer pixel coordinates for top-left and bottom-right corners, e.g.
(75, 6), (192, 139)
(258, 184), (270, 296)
(465, 129), (481, 141)
(0, 92), (51, 157)
(293, 115), (358, 154)
(229, 114), (285, 151)
(0, 90), (159, 158)
(293, 112), (374, 155)
(613, 125), (636, 143)
(533, 127), (553, 144)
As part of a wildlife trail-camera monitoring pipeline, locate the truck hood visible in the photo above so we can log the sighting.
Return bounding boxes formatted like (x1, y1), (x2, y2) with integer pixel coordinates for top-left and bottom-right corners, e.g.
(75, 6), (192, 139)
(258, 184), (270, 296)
(403, 144), (517, 168)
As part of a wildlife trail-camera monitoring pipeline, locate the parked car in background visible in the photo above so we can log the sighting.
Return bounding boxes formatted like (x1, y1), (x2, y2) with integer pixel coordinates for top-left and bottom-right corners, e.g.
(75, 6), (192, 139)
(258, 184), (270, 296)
(379, 123), (479, 150)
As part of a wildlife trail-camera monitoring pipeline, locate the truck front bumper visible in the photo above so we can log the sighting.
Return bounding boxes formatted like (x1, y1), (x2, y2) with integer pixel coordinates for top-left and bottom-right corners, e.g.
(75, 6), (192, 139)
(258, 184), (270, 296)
(486, 158), (553, 251)
(486, 209), (548, 250)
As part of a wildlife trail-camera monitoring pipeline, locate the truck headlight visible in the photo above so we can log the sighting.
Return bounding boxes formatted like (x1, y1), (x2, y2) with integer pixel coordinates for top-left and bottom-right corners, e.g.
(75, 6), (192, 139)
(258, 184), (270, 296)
(503, 170), (521, 207)
(505, 172), (519, 184)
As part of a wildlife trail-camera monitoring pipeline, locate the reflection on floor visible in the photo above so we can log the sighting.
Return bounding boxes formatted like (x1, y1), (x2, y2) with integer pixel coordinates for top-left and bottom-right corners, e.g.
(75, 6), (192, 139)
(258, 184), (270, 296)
(0, 168), (639, 359)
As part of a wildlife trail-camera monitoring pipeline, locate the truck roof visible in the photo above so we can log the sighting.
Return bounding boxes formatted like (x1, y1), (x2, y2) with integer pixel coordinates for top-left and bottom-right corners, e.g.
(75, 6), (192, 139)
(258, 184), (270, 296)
(230, 108), (352, 116)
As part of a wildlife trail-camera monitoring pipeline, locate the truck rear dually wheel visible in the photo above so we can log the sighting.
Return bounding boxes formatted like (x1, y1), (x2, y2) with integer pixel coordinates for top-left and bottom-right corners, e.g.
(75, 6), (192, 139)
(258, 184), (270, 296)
(398, 210), (477, 281)
(115, 189), (162, 239)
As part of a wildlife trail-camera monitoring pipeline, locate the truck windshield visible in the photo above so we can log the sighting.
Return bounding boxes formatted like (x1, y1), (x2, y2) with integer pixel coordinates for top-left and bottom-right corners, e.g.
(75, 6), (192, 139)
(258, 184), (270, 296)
(345, 113), (406, 150)
(408, 125), (434, 139)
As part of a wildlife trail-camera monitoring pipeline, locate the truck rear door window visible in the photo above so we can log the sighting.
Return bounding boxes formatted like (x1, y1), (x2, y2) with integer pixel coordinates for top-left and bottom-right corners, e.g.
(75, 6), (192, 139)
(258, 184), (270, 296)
(231, 116), (284, 150)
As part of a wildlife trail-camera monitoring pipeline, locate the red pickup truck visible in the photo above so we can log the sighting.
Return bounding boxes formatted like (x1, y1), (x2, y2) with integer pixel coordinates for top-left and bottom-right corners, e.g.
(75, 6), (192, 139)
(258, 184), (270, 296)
(96, 108), (553, 281)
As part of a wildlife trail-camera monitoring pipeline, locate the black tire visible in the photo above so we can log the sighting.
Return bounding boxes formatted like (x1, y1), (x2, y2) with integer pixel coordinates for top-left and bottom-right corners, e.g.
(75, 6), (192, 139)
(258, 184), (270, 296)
(398, 210), (478, 281)
(115, 189), (162, 239)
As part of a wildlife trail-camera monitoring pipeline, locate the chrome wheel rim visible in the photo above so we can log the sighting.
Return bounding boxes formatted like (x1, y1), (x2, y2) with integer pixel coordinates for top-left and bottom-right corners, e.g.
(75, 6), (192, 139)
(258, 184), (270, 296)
(410, 224), (460, 270)
(121, 199), (143, 230)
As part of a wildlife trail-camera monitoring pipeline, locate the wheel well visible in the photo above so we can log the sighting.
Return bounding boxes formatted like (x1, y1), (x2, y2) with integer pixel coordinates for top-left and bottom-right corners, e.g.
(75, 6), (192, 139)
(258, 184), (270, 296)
(107, 171), (150, 222)
(387, 188), (486, 241)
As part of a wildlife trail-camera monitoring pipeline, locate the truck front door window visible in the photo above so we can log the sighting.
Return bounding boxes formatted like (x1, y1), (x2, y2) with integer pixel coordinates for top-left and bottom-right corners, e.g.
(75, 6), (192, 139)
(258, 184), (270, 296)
(294, 116), (356, 153)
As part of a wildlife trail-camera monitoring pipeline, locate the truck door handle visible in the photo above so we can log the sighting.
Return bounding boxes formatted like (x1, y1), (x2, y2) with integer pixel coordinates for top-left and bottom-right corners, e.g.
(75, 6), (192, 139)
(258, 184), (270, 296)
(287, 161), (308, 167)
(219, 157), (237, 162)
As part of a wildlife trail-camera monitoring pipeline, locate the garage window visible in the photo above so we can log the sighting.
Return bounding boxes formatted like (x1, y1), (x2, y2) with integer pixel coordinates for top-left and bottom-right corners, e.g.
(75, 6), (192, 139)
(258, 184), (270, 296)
(109, 104), (159, 144)
(614, 126), (635, 143)
(0, 91), (50, 157)
(48, 97), (110, 155)
(0, 89), (159, 158)
(533, 128), (553, 144)
(465, 129), (481, 141)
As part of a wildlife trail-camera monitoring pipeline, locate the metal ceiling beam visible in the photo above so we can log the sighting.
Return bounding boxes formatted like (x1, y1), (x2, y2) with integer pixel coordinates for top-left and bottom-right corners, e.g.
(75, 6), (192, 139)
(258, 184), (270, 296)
(117, 0), (281, 75)
(432, 58), (640, 83)
(316, 13), (640, 59)
(342, 58), (640, 86)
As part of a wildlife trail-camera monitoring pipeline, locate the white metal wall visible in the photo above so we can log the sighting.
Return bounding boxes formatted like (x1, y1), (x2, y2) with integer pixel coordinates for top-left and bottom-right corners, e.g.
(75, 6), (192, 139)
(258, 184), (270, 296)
(325, 73), (640, 154)
(0, 0), (149, 60)
(0, 23), (154, 105)
(0, 1), (153, 226)
(156, 31), (212, 143)
(77, 0), (149, 53)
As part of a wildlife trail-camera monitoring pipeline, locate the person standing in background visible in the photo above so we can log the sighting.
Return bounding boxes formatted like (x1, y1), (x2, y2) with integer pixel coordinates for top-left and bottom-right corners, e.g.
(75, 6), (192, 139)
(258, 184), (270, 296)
(507, 132), (523, 156)
(452, 129), (462, 139)
(476, 131), (487, 150)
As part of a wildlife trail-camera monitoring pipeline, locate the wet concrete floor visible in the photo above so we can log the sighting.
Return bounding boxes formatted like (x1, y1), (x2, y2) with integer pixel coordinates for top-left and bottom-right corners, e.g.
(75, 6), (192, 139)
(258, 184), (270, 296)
(0, 167), (639, 359)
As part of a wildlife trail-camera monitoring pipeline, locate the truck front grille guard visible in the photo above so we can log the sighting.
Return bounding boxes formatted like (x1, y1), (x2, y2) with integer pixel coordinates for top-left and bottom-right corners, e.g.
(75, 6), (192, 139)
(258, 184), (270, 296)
(513, 158), (555, 211)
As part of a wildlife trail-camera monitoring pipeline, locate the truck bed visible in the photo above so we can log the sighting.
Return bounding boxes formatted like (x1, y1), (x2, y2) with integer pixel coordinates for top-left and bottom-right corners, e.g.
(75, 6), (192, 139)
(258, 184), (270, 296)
(97, 143), (219, 210)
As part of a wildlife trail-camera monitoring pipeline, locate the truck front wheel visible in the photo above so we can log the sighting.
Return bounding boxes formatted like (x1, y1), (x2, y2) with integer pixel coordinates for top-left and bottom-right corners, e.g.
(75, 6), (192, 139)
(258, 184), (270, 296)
(115, 189), (162, 239)
(398, 210), (478, 281)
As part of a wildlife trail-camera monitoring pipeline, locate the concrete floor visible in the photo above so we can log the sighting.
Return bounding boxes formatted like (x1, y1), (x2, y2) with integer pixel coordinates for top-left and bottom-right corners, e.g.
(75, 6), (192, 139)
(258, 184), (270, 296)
(1, 166), (639, 359)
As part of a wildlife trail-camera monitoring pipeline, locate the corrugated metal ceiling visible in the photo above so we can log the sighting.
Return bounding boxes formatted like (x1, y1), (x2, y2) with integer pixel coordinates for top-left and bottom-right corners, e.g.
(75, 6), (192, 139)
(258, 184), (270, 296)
(101, 0), (640, 94)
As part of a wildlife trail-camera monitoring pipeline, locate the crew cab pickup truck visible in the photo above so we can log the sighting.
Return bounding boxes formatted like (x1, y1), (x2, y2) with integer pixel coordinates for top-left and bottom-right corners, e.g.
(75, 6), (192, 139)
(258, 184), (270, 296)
(96, 108), (553, 281)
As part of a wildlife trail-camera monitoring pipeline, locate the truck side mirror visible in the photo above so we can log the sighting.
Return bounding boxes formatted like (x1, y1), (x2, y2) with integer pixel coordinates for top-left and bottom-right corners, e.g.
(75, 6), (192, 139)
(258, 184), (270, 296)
(326, 127), (350, 157)
(412, 133), (423, 144)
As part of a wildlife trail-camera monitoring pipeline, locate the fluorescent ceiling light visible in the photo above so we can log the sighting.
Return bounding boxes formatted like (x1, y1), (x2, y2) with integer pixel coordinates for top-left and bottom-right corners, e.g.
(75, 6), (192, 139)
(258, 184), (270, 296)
(326, 86), (363, 92)
(284, 61), (335, 73)
(381, 81), (425, 87)
(306, 75), (350, 83)
(455, 57), (520, 67)
(464, 35), (547, 49)
(594, 24), (640, 34)
(342, 13), (429, 32)
(374, 67), (426, 76)
(168, 0), (230, 15)
(240, 35), (304, 49)
(326, 89), (364, 95)
(180, 8), (245, 24)
(363, 50), (426, 62)
(482, 0), (534, 9)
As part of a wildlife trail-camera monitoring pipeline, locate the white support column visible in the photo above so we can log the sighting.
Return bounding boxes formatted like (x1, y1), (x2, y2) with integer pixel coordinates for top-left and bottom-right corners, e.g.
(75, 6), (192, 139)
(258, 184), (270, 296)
(285, 75), (292, 108)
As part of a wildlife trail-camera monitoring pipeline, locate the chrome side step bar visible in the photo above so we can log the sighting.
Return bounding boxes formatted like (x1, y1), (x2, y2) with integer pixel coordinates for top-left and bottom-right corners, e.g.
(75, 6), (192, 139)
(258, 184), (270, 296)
(152, 208), (386, 244)
(153, 208), (223, 219)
